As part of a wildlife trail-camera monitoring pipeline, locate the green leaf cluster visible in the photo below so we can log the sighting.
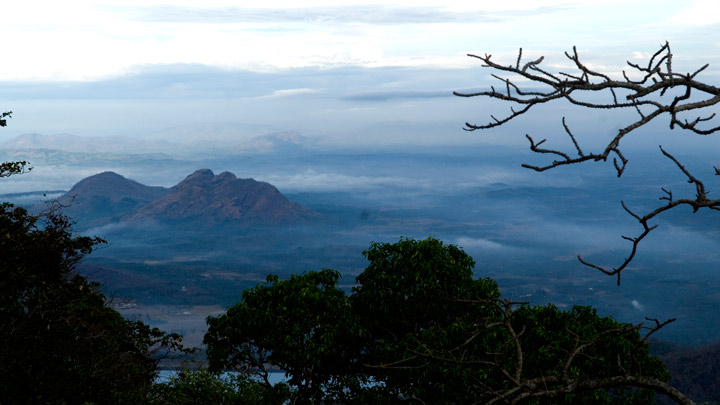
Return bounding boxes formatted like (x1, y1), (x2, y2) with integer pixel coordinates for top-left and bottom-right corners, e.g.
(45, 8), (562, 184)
(205, 269), (358, 403)
(0, 113), (31, 178)
(150, 369), (293, 404)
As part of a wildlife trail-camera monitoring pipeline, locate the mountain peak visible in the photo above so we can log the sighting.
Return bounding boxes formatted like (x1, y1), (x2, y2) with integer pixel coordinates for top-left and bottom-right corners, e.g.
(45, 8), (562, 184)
(68, 171), (164, 197)
(182, 168), (215, 182)
(53, 172), (169, 229)
(76, 171), (125, 183)
(126, 169), (317, 225)
(215, 171), (237, 182)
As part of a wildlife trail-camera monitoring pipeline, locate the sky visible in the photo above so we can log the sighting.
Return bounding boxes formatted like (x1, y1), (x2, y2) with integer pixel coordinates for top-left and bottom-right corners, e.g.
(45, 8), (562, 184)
(0, 0), (718, 145)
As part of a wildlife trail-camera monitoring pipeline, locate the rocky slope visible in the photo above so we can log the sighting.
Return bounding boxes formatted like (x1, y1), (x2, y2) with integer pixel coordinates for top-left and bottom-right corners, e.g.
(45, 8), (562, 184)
(51, 171), (169, 228)
(56, 169), (318, 228)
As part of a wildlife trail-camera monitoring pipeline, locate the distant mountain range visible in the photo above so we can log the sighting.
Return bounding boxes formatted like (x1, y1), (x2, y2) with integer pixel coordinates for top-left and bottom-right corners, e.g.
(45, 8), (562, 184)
(1, 129), (311, 155)
(0, 133), (155, 153)
(51, 169), (318, 228)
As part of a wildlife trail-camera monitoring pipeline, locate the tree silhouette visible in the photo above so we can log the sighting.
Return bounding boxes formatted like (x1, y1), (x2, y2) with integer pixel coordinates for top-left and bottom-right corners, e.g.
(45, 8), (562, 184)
(455, 42), (720, 285)
(206, 237), (692, 404)
(0, 112), (190, 403)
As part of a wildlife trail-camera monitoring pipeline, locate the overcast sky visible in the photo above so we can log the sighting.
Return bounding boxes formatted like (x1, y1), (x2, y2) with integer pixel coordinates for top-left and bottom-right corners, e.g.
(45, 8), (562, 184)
(0, 0), (718, 144)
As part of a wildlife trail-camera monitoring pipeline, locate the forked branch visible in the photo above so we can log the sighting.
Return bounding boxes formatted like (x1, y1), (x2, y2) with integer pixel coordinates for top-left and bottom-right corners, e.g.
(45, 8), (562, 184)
(455, 42), (720, 177)
(457, 43), (720, 282)
(578, 147), (720, 285)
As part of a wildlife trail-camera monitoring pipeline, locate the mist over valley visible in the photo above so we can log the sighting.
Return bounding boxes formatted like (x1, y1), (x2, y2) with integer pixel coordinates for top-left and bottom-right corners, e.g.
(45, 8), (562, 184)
(2, 130), (719, 346)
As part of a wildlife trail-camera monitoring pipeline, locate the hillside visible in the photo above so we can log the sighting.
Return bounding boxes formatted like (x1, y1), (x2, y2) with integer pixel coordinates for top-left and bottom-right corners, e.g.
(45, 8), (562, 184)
(50, 169), (319, 229)
(125, 169), (319, 225)
(653, 340), (720, 404)
(51, 171), (169, 228)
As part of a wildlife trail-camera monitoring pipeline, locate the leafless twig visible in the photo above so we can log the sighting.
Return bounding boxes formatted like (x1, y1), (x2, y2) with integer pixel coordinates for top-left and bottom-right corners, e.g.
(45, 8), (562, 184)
(578, 146), (720, 285)
(457, 43), (720, 282)
(456, 43), (719, 176)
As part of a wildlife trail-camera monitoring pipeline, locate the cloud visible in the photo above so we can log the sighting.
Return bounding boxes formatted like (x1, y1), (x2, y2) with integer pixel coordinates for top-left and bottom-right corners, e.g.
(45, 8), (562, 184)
(455, 237), (503, 250)
(631, 300), (644, 311)
(117, 5), (566, 25)
(668, 0), (720, 26)
(83, 222), (132, 237)
(631, 51), (652, 60)
(5, 1), (712, 82)
(343, 90), (451, 101)
(258, 88), (321, 99)
(264, 169), (431, 192)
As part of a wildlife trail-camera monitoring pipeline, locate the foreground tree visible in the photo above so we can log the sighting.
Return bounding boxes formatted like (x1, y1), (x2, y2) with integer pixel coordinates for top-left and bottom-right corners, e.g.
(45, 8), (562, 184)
(1, 113), (188, 402)
(0, 202), (189, 403)
(351, 237), (503, 403)
(150, 368), (294, 405)
(455, 43), (720, 284)
(205, 237), (689, 403)
(204, 269), (358, 403)
(353, 238), (684, 404)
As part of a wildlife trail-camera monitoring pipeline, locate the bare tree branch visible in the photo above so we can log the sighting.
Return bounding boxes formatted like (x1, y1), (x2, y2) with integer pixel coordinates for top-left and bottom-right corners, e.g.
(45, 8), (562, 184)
(578, 147), (720, 284)
(485, 375), (694, 405)
(455, 42), (719, 176)
(457, 43), (720, 282)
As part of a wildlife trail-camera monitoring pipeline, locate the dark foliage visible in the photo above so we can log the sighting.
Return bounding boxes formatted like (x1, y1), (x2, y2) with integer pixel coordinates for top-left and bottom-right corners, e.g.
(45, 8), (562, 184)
(205, 237), (676, 404)
(0, 112), (31, 178)
(150, 368), (293, 404)
(205, 269), (358, 404)
(0, 202), (188, 403)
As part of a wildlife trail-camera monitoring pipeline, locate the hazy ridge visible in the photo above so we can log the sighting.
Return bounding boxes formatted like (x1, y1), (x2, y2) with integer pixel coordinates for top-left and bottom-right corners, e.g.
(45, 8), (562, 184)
(2, 130), (720, 348)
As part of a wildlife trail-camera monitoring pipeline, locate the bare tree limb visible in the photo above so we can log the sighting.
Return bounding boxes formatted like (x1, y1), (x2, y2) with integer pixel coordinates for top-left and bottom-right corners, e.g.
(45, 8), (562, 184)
(457, 43), (720, 282)
(485, 375), (694, 405)
(455, 42), (720, 176)
(578, 147), (720, 284)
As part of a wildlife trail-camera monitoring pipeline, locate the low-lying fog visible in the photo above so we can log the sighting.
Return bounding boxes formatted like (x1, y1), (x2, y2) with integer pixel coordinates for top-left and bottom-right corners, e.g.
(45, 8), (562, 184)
(2, 134), (719, 346)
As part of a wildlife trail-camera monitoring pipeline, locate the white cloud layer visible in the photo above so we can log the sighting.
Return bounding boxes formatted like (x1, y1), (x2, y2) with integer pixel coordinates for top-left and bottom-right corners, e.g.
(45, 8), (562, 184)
(455, 237), (503, 250)
(668, 0), (720, 25)
(258, 88), (322, 99)
(1, 1), (716, 81)
(264, 170), (431, 192)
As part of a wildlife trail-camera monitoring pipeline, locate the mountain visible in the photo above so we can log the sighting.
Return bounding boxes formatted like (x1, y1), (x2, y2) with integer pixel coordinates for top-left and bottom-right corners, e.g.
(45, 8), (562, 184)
(53, 172), (169, 228)
(239, 131), (311, 153)
(1, 133), (158, 153)
(125, 169), (318, 225)
(653, 340), (720, 404)
(2, 129), (313, 155)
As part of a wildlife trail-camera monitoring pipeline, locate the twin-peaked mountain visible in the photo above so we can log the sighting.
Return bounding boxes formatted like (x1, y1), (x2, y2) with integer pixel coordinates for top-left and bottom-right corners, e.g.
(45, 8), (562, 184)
(126, 169), (316, 224)
(55, 169), (318, 229)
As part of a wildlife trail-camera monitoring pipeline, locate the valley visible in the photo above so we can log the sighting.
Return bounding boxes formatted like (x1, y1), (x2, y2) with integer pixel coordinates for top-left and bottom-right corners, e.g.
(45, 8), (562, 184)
(2, 134), (720, 347)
